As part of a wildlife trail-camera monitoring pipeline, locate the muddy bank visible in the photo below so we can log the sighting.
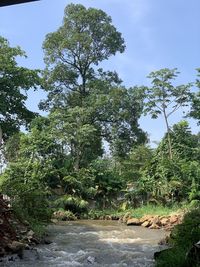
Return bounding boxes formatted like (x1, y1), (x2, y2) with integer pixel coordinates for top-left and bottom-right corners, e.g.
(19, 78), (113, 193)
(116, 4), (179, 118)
(0, 196), (43, 260)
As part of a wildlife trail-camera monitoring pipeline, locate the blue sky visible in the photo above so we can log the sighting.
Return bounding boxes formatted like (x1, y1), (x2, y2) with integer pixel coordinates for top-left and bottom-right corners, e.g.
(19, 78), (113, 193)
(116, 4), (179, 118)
(0, 0), (199, 145)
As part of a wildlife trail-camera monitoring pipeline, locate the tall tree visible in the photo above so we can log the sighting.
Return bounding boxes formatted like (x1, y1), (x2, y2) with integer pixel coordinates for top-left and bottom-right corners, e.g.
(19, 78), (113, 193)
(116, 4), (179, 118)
(143, 68), (191, 159)
(0, 36), (40, 141)
(41, 4), (146, 165)
(41, 3), (125, 111)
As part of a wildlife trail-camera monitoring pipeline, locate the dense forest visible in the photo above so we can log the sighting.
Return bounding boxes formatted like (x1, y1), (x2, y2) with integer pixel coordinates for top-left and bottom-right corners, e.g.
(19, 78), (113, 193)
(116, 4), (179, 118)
(0, 4), (200, 267)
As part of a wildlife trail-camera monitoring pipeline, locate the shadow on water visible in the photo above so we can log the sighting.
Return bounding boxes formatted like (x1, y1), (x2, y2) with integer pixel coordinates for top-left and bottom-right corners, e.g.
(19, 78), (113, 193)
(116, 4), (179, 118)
(1, 220), (168, 267)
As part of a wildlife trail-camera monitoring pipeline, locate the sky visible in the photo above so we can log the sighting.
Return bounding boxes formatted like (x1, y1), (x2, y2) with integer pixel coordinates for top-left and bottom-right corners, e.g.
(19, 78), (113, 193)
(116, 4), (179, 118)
(0, 0), (199, 146)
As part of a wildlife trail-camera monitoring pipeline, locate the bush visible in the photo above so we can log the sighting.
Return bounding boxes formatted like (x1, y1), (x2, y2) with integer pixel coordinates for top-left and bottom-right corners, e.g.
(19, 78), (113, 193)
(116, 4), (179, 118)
(155, 207), (200, 267)
(52, 209), (77, 221)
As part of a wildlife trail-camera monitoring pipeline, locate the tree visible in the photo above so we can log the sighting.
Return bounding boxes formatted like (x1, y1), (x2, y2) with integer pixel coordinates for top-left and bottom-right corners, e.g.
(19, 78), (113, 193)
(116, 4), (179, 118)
(41, 4), (146, 164)
(41, 3), (125, 111)
(144, 68), (191, 159)
(0, 36), (40, 141)
(49, 106), (103, 171)
(84, 70), (147, 159)
(145, 121), (200, 203)
(156, 120), (200, 161)
(189, 69), (200, 123)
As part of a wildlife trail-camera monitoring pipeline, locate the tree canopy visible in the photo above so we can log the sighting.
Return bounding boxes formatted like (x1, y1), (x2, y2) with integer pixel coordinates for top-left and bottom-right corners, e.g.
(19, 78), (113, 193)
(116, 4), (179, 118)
(0, 36), (40, 140)
(143, 68), (191, 159)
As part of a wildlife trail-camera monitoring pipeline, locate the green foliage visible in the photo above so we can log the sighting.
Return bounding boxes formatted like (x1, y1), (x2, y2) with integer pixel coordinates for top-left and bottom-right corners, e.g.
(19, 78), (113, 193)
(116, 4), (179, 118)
(128, 204), (181, 218)
(144, 68), (191, 159)
(0, 36), (40, 139)
(41, 3), (125, 110)
(189, 89), (200, 124)
(142, 122), (200, 204)
(171, 207), (200, 248)
(40, 3), (146, 164)
(189, 69), (200, 123)
(155, 247), (188, 267)
(54, 195), (88, 214)
(91, 158), (123, 209)
(1, 6), (199, 245)
(156, 207), (200, 267)
(49, 107), (103, 171)
(0, 161), (51, 222)
(144, 68), (191, 120)
(121, 145), (153, 182)
(53, 209), (77, 221)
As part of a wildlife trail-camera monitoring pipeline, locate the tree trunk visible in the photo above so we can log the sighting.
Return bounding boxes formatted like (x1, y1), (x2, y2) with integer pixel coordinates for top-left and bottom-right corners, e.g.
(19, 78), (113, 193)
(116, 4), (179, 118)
(163, 109), (173, 159)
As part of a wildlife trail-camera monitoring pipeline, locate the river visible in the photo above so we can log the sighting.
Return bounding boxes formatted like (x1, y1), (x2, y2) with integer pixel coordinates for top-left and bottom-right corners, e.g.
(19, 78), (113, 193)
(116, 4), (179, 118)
(2, 220), (167, 267)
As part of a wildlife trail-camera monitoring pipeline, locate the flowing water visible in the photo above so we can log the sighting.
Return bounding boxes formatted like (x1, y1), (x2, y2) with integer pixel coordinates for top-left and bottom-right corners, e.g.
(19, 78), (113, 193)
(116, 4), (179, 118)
(2, 220), (167, 267)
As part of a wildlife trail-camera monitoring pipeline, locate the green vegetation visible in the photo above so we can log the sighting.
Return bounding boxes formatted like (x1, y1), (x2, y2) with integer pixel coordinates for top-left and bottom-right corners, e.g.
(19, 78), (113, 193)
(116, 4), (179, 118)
(155, 206), (200, 267)
(0, 3), (199, 266)
(87, 204), (182, 220)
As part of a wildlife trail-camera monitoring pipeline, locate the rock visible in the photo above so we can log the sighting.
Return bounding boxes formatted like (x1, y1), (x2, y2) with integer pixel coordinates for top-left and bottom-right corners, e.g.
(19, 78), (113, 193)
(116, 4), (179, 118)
(122, 212), (131, 223)
(140, 215), (153, 224)
(141, 221), (150, 227)
(169, 215), (178, 224)
(27, 230), (35, 237)
(7, 241), (25, 253)
(105, 215), (112, 220)
(151, 216), (160, 226)
(126, 218), (141, 226)
(86, 256), (95, 264)
(51, 218), (58, 223)
(42, 238), (52, 245)
(111, 215), (120, 220)
(149, 223), (160, 229)
(22, 248), (39, 260)
(160, 217), (169, 226)
(20, 229), (28, 235)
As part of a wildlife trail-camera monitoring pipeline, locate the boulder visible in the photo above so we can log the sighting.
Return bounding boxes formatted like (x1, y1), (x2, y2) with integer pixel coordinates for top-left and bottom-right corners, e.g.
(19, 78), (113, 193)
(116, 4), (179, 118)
(27, 230), (35, 238)
(169, 215), (178, 224)
(149, 223), (160, 229)
(140, 215), (153, 224)
(122, 212), (131, 223)
(105, 215), (112, 220)
(160, 217), (169, 226)
(141, 221), (151, 227)
(7, 241), (25, 253)
(126, 218), (141, 226)
(151, 216), (161, 226)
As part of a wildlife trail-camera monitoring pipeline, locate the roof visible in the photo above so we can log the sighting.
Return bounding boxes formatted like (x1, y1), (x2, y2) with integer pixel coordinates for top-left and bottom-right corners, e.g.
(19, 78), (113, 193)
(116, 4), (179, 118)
(0, 0), (39, 7)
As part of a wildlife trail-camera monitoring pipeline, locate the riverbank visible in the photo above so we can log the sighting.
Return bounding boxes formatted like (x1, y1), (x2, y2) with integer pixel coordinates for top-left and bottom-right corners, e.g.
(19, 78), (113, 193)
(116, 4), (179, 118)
(0, 197), (48, 261)
(0, 202), (188, 263)
(85, 211), (184, 232)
